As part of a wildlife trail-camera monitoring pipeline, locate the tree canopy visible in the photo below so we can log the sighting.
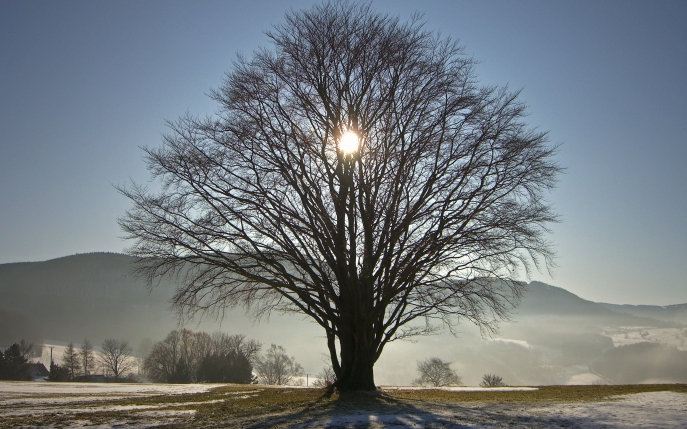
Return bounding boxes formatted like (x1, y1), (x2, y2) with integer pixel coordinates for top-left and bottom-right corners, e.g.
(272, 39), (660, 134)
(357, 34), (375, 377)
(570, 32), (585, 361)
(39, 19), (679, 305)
(120, 2), (559, 391)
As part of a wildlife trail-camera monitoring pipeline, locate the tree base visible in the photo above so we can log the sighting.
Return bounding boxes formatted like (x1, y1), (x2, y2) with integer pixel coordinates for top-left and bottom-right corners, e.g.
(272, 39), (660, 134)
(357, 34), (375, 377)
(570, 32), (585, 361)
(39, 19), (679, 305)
(331, 374), (377, 392)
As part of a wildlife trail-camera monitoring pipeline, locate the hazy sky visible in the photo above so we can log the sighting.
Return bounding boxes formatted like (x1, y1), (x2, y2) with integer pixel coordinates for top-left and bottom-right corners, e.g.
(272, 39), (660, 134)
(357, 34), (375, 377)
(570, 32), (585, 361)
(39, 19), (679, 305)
(1, 0), (685, 305)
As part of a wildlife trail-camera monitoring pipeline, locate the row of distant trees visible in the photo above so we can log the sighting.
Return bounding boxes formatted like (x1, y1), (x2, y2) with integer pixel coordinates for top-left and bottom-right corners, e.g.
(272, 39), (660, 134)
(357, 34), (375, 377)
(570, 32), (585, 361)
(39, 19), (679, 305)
(142, 329), (304, 385)
(143, 329), (259, 383)
(413, 357), (506, 387)
(3, 336), (502, 387)
(48, 338), (135, 381)
(1, 331), (306, 385)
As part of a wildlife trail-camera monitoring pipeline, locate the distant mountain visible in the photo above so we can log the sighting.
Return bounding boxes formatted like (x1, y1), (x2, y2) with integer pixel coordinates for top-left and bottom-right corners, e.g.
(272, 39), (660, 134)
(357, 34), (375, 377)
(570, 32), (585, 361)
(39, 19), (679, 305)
(513, 281), (680, 327)
(516, 281), (618, 316)
(0, 253), (186, 347)
(598, 302), (687, 324)
(1, 253), (683, 360)
(493, 281), (687, 385)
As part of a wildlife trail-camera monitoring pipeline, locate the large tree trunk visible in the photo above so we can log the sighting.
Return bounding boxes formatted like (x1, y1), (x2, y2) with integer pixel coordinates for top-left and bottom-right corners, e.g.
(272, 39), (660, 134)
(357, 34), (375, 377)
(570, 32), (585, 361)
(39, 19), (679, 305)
(332, 319), (378, 391)
(335, 351), (376, 391)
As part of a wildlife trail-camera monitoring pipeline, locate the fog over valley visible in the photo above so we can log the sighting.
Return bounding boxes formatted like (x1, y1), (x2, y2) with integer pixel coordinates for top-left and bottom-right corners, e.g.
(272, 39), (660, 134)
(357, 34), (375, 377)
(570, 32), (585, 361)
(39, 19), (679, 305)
(2, 253), (685, 386)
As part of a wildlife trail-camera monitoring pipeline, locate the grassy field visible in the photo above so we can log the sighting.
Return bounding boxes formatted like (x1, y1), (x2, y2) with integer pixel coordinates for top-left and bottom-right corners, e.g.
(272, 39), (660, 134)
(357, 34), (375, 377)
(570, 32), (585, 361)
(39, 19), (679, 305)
(1, 383), (685, 428)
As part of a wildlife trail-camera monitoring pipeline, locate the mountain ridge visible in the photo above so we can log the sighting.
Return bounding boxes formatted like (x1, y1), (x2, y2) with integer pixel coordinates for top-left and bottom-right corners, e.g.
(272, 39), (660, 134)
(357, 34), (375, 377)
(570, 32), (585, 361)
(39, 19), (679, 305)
(1, 253), (684, 346)
(2, 252), (686, 386)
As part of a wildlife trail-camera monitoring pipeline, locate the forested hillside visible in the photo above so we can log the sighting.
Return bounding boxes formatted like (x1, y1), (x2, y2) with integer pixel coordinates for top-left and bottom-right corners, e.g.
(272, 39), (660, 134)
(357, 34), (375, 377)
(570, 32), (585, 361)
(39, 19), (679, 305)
(2, 253), (685, 385)
(0, 253), (182, 345)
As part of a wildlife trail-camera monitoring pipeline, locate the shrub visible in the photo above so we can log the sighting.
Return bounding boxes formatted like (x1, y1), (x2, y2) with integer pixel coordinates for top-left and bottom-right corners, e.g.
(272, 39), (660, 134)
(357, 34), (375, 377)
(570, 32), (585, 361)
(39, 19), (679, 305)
(254, 344), (303, 385)
(413, 357), (462, 387)
(312, 365), (336, 388)
(480, 374), (506, 387)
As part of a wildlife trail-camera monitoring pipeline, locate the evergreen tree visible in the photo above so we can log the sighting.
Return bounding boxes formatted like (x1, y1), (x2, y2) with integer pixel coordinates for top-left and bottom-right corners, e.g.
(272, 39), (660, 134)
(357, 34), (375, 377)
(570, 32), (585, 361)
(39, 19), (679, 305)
(80, 339), (95, 376)
(196, 352), (253, 383)
(62, 342), (81, 380)
(0, 343), (30, 380)
(49, 361), (69, 381)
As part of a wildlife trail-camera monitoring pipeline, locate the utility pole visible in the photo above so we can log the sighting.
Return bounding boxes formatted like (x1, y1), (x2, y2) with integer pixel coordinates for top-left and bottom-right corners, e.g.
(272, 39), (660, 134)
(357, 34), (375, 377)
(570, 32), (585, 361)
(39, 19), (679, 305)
(49, 346), (54, 364)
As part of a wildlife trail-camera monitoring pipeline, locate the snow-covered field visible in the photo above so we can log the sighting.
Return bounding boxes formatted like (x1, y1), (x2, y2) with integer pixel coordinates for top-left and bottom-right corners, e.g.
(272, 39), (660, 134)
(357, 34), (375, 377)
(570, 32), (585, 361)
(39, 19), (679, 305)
(0, 381), (221, 427)
(0, 381), (685, 428)
(299, 392), (687, 428)
(0, 381), (216, 396)
(605, 326), (687, 350)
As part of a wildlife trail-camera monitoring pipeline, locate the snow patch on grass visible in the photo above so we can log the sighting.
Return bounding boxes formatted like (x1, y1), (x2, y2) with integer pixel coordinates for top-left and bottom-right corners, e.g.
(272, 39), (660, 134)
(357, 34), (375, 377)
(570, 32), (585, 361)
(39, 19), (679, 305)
(1, 381), (685, 428)
(380, 385), (539, 391)
(0, 381), (219, 396)
(296, 391), (687, 428)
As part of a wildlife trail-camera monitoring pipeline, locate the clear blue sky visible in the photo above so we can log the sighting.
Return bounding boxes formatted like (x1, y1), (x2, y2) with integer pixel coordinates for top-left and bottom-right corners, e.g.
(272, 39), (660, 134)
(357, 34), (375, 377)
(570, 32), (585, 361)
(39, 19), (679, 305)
(1, 0), (685, 305)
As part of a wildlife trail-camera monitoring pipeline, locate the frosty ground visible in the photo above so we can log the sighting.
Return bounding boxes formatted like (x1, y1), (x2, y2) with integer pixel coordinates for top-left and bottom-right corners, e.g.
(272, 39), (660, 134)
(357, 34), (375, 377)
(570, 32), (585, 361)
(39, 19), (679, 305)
(0, 382), (685, 428)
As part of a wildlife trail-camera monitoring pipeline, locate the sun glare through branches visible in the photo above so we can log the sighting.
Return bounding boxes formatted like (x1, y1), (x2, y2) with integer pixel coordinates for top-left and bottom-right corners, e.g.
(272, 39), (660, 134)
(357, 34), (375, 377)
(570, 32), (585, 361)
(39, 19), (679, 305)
(339, 130), (359, 154)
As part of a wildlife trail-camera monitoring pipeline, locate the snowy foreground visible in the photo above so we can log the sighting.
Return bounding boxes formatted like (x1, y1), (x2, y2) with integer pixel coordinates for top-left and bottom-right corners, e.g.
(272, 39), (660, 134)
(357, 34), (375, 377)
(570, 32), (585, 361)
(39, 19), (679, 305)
(325, 391), (687, 428)
(0, 381), (685, 428)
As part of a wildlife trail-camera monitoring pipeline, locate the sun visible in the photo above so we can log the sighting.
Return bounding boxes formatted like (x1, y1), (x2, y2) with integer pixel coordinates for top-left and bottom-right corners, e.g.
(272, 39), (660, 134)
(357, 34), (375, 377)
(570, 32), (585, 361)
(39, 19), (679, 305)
(339, 130), (359, 154)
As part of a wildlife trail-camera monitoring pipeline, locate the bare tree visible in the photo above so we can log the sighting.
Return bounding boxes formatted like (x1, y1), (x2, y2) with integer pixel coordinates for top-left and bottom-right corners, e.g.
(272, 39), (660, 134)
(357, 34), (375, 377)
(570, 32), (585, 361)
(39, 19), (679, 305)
(119, 2), (559, 391)
(254, 344), (303, 385)
(99, 339), (134, 380)
(413, 357), (462, 387)
(188, 330), (213, 370)
(312, 365), (336, 388)
(480, 374), (506, 387)
(144, 331), (182, 383)
(80, 339), (95, 376)
(143, 329), (195, 383)
(62, 342), (81, 380)
(18, 339), (38, 361)
(211, 332), (261, 364)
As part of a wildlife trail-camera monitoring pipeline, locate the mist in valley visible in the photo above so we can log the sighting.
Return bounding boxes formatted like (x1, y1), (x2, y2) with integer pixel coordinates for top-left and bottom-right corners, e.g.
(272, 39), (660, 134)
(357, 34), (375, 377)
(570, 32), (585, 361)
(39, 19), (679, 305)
(2, 253), (685, 386)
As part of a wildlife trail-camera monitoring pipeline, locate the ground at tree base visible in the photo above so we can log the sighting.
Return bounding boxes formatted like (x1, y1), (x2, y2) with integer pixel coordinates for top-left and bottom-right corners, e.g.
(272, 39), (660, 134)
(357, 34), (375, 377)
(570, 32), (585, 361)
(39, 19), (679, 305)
(0, 382), (685, 428)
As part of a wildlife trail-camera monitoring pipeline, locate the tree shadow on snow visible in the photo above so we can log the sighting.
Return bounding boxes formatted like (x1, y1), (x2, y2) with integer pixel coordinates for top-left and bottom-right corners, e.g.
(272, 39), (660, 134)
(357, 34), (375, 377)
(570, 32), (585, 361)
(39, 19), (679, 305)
(235, 390), (545, 428)
(236, 389), (668, 428)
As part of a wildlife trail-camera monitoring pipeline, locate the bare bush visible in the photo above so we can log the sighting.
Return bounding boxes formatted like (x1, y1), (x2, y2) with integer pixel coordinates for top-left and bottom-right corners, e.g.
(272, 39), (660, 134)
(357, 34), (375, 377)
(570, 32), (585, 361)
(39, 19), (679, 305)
(312, 365), (336, 388)
(413, 357), (462, 387)
(480, 374), (506, 387)
(254, 344), (303, 385)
